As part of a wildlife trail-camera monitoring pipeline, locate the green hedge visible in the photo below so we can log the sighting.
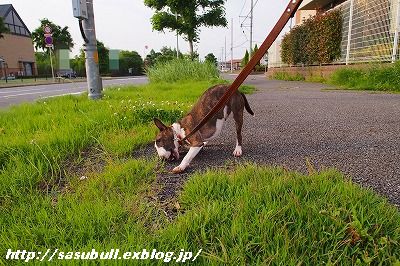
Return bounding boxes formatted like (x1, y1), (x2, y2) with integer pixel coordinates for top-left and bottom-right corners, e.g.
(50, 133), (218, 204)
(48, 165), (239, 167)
(281, 10), (343, 65)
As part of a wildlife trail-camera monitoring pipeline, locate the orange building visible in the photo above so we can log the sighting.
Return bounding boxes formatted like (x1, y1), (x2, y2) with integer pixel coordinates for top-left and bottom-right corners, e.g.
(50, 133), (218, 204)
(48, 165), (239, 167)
(0, 4), (36, 77)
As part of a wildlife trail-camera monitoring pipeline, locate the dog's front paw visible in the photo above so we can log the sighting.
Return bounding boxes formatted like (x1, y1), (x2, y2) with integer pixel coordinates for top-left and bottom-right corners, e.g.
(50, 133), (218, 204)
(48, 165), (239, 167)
(233, 146), (242, 157)
(172, 166), (185, 174)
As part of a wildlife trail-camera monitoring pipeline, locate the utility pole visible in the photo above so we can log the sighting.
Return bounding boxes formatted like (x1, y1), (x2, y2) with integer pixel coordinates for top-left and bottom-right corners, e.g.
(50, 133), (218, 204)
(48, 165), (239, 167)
(224, 36), (227, 70)
(250, 0), (254, 55)
(176, 12), (179, 58)
(221, 47), (224, 71)
(82, 0), (102, 99)
(231, 18), (233, 73)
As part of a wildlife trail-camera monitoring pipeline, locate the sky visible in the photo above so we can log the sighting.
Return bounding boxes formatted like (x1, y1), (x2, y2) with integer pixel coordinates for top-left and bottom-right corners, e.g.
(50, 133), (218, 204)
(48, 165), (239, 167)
(4, 0), (291, 61)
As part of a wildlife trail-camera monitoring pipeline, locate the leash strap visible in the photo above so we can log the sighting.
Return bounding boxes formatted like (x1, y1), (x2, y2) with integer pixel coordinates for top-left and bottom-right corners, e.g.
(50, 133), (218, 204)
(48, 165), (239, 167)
(181, 0), (304, 143)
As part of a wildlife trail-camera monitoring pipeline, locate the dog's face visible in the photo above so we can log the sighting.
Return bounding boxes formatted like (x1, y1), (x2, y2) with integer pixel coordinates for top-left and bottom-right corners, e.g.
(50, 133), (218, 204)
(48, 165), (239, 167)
(154, 118), (180, 161)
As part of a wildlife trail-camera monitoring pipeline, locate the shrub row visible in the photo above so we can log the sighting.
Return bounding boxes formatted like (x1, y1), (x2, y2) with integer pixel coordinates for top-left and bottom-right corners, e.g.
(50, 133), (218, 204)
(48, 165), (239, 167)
(281, 10), (343, 66)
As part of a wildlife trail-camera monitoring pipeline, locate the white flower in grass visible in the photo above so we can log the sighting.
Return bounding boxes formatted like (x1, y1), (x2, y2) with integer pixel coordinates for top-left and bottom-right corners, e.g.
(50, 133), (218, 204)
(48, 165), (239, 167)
(80, 176), (87, 181)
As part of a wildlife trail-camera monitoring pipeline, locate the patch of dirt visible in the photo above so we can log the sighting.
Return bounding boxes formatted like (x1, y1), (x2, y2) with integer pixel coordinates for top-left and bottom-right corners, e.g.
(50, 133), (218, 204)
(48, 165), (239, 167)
(133, 144), (243, 220)
(38, 146), (107, 198)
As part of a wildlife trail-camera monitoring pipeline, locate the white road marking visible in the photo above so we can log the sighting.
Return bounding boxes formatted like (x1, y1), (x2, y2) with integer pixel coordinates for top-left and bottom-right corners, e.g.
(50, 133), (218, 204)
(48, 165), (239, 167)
(0, 85), (79, 94)
(41, 91), (85, 99)
(104, 77), (147, 81)
(0, 88), (86, 98)
(0, 77), (146, 95)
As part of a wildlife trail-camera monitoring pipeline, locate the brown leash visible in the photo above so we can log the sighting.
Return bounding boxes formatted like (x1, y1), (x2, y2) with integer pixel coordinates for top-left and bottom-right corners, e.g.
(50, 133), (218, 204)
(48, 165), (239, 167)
(181, 0), (304, 143)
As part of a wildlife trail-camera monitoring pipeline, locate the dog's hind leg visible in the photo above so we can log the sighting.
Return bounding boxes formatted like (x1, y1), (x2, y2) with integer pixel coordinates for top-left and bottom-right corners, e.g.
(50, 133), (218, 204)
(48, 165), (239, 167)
(232, 109), (244, 157)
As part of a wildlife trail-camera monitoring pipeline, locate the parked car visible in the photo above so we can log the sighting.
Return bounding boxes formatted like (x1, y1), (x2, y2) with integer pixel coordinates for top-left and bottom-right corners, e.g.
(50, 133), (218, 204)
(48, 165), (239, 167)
(0, 74), (16, 80)
(57, 69), (77, 79)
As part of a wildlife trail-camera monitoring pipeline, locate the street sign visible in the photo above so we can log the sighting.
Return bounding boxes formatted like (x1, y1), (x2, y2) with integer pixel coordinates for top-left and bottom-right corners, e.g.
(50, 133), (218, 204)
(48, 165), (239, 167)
(44, 25), (52, 34)
(44, 25), (53, 48)
(44, 34), (53, 48)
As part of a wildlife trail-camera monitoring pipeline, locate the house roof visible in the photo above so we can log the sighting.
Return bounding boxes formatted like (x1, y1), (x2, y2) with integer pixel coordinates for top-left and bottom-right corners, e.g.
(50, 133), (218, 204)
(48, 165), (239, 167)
(0, 4), (12, 18)
(0, 4), (31, 36)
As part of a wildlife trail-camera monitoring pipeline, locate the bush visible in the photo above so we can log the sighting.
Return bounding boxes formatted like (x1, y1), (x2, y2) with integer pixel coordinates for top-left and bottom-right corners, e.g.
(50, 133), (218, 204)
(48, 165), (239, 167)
(281, 9), (343, 65)
(146, 58), (219, 83)
(329, 62), (400, 91)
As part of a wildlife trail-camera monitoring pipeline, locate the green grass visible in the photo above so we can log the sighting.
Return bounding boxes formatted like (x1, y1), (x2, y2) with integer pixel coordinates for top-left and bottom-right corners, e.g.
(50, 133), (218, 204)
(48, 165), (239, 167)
(269, 62), (400, 92)
(147, 59), (220, 83)
(328, 63), (400, 92)
(0, 79), (399, 264)
(270, 71), (306, 81)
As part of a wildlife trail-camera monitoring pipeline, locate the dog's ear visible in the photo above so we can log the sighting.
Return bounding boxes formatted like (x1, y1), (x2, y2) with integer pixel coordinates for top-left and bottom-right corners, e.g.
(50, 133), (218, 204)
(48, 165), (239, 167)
(154, 118), (167, 131)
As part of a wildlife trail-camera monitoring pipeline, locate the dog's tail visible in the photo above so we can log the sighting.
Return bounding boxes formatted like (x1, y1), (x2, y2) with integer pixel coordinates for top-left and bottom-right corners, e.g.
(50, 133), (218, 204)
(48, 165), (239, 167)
(240, 93), (254, 116)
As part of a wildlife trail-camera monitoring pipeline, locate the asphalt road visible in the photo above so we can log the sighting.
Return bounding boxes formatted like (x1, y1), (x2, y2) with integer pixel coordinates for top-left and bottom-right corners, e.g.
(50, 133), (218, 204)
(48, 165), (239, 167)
(0, 76), (148, 108)
(136, 74), (400, 207)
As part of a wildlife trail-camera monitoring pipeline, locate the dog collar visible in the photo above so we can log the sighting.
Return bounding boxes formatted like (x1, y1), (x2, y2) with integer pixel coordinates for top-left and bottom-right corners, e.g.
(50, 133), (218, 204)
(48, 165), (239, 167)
(172, 127), (191, 145)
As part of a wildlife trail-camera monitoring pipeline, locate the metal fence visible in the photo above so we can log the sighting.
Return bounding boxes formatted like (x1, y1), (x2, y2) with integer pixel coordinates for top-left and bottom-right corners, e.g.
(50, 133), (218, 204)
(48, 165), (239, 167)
(341, 0), (400, 64)
(268, 0), (400, 67)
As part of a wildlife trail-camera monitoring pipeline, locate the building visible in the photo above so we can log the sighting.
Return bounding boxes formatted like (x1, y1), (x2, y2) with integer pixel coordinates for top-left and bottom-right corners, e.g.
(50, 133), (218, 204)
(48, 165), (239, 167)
(221, 59), (242, 71)
(0, 4), (36, 77)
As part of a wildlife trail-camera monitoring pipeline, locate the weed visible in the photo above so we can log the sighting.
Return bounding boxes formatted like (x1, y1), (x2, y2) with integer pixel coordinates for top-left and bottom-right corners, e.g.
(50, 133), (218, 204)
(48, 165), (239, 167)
(147, 59), (219, 83)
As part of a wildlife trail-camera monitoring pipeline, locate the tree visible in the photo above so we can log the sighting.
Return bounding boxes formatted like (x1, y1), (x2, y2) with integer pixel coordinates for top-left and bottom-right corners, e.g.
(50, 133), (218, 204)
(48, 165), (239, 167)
(35, 52), (53, 76)
(31, 19), (74, 51)
(70, 41), (111, 77)
(252, 44), (261, 68)
(241, 50), (249, 67)
(145, 47), (182, 68)
(144, 0), (227, 56)
(205, 53), (217, 66)
(97, 40), (110, 75)
(119, 51), (144, 76)
(70, 50), (86, 77)
(0, 17), (9, 39)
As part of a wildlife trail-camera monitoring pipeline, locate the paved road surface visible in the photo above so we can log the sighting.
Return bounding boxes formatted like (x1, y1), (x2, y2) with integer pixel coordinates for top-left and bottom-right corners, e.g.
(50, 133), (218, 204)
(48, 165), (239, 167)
(137, 74), (400, 207)
(0, 76), (148, 108)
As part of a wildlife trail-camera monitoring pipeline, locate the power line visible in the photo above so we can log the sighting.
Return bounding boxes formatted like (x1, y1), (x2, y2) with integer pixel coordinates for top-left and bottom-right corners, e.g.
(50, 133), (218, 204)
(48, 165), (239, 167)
(239, 0), (248, 17)
(233, 40), (248, 49)
(240, 0), (259, 23)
